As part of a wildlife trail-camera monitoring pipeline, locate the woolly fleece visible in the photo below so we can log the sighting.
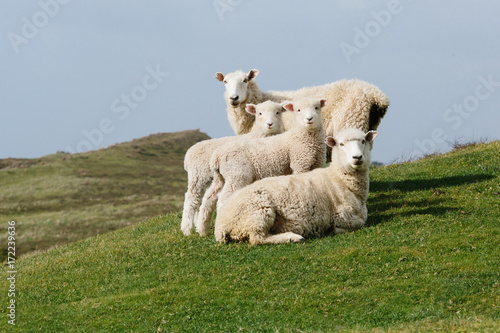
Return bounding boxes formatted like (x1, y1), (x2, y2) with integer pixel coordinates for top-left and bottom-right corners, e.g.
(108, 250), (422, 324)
(216, 69), (389, 137)
(180, 101), (285, 236)
(196, 98), (327, 236)
(214, 128), (377, 245)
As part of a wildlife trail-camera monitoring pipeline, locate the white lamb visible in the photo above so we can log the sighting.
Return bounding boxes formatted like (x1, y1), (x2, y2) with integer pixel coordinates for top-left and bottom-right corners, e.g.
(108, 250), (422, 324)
(215, 69), (389, 138)
(214, 128), (378, 245)
(181, 101), (285, 236)
(196, 98), (327, 236)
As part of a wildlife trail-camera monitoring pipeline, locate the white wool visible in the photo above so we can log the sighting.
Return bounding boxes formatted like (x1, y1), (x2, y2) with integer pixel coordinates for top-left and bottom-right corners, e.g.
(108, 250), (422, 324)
(195, 98), (327, 236)
(214, 128), (378, 245)
(180, 101), (285, 236)
(215, 69), (389, 138)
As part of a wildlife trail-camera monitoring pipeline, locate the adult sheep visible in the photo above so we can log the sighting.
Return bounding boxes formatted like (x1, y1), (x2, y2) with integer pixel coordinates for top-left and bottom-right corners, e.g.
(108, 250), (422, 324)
(215, 69), (389, 138)
(195, 98), (326, 236)
(181, 101), (285, 236)
(214, 128), (378, 245)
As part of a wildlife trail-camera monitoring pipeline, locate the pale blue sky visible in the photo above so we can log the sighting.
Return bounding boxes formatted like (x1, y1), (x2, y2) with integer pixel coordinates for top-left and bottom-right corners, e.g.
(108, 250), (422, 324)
(1, 0), (499, 163)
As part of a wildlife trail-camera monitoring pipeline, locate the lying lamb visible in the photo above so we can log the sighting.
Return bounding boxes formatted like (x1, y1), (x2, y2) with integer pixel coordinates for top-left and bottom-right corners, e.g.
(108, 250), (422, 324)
(214, 128), (378, 245)
(196, 98), (327, 236)
(181, 101), (285, 236)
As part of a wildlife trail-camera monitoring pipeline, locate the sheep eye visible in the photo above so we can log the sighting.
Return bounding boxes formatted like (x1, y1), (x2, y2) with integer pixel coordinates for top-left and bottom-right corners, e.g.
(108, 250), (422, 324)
(223, 80), (227, 84)
(340, 143), (344, 147)
(243, 79), (248, 83)
(315, 107), (318, 110)
(297, 109), (301, 112)
(276, 112), (279, 115)
(362, 140), (366, 144)
(259, 112), (262, 115)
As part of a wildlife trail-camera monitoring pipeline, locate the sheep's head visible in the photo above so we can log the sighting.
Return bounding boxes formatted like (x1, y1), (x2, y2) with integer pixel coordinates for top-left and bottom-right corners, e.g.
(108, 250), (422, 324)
(326, 129), (378, 171)
(282, 98), (326, 131)
(246, 101), (285, 135)
(215, 69), (259, 106)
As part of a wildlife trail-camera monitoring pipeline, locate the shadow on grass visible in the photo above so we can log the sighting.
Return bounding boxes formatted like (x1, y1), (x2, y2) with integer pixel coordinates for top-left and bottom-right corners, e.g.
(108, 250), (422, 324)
(370, 174), (494, 193)
(367, 174), (494, 227)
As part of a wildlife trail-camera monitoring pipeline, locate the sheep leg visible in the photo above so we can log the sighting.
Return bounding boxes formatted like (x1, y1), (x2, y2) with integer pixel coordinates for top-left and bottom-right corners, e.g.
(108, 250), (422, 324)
(217, 175), (253, 209)
(334, 227), (348, 234)
(181, 174), (212, 236)
(335, 214), (366, 233)
(240, 190), (305, 245)
(250, 232), (305, 245)
(196, 173), (224, 236)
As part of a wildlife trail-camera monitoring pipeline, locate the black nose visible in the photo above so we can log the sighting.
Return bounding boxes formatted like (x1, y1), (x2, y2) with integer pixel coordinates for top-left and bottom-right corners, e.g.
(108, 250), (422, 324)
(353, 155), (362, 160)
(306, 117), (313, 121)
(230, 95), (239, 101)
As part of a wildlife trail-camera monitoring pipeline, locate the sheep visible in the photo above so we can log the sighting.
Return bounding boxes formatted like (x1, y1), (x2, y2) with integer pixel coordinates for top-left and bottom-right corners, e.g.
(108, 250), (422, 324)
(215, 69), (389, 138)
(214, 128), (378, 245)
(180, 101), (286, 236)
(195, 98), (327, 236)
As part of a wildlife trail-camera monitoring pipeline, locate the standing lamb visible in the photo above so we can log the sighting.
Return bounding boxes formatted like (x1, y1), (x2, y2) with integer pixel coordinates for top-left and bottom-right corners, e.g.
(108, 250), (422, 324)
(215, 69), (389, 138)
(214, 128), (378, 245)
(181, 101), (286, 236)
(196, 98), (327, 236)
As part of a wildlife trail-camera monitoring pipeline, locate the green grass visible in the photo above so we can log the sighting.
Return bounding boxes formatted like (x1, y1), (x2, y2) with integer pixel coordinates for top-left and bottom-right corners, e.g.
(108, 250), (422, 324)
(0, 130), (209, 259)
(1, 141), (499, 332)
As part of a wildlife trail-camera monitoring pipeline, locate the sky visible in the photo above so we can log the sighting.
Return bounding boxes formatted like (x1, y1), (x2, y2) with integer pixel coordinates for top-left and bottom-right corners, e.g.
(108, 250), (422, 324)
(1, 0), (499, 164)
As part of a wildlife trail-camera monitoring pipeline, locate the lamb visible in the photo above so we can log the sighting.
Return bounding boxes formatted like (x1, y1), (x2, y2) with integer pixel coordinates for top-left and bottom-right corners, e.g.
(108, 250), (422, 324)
(214, 128), (378, 245)
(195, 98), (327, 236)
(180, 101), (286, 236)
(215, 69), (389, 139)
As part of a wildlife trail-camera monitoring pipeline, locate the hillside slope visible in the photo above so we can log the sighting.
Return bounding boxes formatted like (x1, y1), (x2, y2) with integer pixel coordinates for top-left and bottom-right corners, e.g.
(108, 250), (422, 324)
(2, 141), (498, 332)
(0, 130), (209, 258)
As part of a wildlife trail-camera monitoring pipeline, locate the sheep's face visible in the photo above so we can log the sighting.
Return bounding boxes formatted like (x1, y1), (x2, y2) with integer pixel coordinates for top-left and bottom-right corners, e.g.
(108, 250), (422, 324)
(215, 69), (259, 106)
(282, 98), (326, 131)
(326, 129), (378, 171)
(246, 101), (285, 135)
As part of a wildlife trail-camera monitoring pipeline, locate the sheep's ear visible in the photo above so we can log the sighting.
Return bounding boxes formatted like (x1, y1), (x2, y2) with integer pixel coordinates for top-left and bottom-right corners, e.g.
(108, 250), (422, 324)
(282, 102), (294, 112)
(325, 137), (337, 148)
(215, 72), (225, 82)
(245, 104), (257, 115)
(320, 99), (327, 108)
(365, 131), (378, 142)
(247, 69), (259, 80)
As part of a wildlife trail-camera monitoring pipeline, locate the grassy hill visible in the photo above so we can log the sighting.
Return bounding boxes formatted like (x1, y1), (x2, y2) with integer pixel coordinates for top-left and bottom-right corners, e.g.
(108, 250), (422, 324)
(1, 140), (499, 332)
(0, 130), (209, 259)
